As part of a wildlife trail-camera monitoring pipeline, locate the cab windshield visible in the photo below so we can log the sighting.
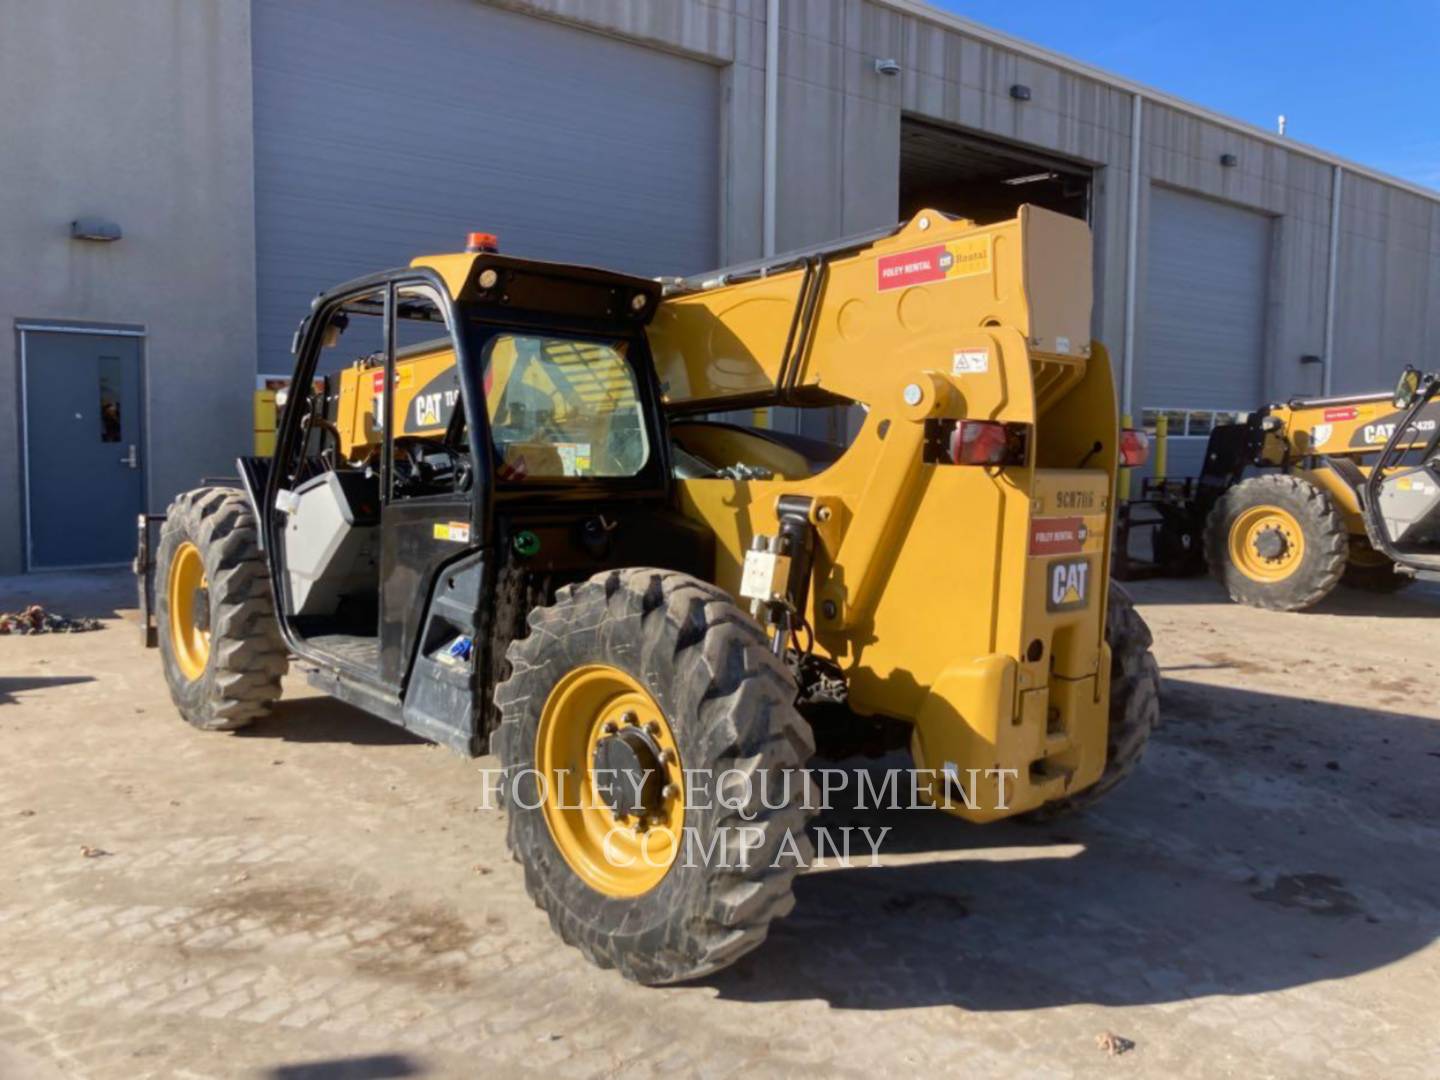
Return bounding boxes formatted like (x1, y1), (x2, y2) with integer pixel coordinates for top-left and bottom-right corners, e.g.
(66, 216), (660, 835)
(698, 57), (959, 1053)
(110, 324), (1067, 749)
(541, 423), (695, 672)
(481, 333), (650, 480)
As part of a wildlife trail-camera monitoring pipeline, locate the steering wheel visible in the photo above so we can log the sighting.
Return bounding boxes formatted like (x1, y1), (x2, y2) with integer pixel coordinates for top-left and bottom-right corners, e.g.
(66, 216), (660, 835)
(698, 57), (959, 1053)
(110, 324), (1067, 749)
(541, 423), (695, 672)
(392, 436), (461, 492)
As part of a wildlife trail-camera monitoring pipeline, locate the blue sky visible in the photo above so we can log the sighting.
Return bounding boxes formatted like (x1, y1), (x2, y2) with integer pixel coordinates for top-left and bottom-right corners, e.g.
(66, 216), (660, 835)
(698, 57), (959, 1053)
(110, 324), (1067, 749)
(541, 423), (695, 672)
(932, 1), (1440, 190)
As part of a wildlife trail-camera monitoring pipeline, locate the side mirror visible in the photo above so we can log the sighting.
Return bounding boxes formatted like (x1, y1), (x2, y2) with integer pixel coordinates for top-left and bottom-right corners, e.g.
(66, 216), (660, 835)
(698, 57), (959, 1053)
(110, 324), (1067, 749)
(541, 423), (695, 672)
(1394, 367), (1421, 409)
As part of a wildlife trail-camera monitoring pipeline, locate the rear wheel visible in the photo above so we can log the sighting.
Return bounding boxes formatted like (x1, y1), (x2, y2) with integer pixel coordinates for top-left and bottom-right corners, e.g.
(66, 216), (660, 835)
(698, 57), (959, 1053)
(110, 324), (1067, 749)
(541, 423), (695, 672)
(1341, 540), (1413, 593)
(493, 568), (815, 984)
(1204, 475), (1348, 610)
(156, 487), (288, 731)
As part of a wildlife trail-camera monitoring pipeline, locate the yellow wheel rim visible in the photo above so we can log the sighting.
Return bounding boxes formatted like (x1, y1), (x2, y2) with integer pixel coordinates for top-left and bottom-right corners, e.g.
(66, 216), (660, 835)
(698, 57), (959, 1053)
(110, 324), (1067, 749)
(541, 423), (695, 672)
(166, 541), (211, 681)
(535, 665), (684, 898)
(1229, 505), (1306, 582)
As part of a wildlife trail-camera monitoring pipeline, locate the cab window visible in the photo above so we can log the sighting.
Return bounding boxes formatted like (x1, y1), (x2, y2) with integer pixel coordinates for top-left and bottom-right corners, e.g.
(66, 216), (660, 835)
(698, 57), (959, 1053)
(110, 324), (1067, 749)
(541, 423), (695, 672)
(482, 334), (649, 479)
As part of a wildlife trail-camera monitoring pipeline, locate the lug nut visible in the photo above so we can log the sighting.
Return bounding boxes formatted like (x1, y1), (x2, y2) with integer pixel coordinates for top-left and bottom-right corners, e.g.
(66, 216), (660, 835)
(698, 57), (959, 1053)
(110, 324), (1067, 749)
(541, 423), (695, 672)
(622, 710), (638, 726)
(661, 783), (679, 799)
(602, 721), (619, 735)
(645, 720), (661, 737)
(660, 748), (677, 766)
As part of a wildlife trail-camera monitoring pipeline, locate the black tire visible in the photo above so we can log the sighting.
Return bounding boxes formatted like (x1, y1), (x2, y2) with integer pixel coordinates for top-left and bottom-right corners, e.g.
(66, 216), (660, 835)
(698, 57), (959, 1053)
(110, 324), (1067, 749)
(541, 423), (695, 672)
(492, 568), (816, 985)
(156, 487), (288, 731)
(1028, 586), (1160, 819)
(1341, 542), (1413, 593)
(1203, 474), (1348, 611)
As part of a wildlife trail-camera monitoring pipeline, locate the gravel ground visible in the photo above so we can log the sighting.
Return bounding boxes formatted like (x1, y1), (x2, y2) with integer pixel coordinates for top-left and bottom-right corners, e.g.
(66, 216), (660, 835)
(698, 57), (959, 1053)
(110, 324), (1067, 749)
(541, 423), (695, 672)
(1, 569), (1437, 1079)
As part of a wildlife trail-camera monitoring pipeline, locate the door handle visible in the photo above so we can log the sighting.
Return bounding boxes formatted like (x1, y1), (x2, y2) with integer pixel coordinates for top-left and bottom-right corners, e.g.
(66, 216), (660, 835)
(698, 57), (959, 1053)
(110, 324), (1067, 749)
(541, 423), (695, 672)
(120, 444), (138, 469)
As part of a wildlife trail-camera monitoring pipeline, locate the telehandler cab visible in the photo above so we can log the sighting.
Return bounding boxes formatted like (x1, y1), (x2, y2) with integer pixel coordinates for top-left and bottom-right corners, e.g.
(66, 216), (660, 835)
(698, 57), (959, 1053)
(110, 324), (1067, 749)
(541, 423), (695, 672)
(1120, 366), (1440, 610)
(138, 207), (1160, 983)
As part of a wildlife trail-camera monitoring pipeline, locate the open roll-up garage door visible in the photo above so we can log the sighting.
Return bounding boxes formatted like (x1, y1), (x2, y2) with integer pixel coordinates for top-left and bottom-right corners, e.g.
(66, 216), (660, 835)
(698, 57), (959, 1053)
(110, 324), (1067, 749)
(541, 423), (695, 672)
(1140, 186), (1273, 479)
(899, 117), (1092, 225)
(252, 0), (719, 369)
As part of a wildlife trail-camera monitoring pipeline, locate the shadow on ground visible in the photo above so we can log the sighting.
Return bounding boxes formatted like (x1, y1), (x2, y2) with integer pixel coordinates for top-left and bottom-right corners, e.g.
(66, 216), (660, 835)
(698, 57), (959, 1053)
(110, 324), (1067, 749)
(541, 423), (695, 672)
(239, 696), (428, 747)
(0, 567), (136, 621)
(704, 677), (1440, 1011)
(0, 675), (96, 706)
(1126, 573), (1440, 616)
(264, 1054), (427, 1079)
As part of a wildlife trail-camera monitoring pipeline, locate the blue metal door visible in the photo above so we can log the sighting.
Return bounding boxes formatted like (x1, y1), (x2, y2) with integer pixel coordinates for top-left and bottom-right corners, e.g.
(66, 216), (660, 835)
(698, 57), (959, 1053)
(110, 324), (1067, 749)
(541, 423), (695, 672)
(23, 330), (144, 568)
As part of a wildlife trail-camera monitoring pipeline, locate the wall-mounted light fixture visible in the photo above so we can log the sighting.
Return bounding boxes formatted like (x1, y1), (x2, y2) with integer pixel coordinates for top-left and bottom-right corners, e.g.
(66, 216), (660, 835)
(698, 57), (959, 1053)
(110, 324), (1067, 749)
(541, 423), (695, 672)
(71, 217), (122, 242)
(1003, 171), (1058, 186)
(1010, 84), (1032, 101)
(1219, 153), (1239, 168)
(873, 57), (900, 76)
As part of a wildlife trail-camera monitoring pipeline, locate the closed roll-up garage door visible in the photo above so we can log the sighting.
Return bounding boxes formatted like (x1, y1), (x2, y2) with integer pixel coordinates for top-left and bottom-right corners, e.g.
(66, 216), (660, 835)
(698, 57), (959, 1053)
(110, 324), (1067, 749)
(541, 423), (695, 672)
(252, 0), (719, 369)
(1140, 186), (1272, 478)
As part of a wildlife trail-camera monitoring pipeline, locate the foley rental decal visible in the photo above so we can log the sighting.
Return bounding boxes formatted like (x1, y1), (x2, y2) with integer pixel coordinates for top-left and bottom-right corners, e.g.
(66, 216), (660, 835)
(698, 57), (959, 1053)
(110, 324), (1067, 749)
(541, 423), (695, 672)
(876, 235), (991, 292)
(1028, 516), (1088, 556)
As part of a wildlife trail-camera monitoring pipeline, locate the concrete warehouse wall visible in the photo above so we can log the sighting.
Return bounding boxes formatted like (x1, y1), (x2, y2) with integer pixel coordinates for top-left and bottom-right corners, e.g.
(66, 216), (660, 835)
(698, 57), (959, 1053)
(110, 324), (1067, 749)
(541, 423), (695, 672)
(0, 0), (257, 574)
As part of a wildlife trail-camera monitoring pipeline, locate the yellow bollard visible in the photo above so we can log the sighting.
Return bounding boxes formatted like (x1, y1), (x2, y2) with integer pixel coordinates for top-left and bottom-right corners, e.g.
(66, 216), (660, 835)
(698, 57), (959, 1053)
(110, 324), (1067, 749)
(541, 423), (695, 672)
(254, 389), (278, 456)
(1117, 413), (1132, 501)
(1154, 414), (1168, 483)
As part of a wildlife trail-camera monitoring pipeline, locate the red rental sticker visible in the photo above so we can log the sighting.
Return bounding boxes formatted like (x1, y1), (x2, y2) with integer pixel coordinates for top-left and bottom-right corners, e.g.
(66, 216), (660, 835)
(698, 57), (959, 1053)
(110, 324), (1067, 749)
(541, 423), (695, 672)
(1029, 516), (1088, 556)
(877, 244), (949, 292)
(1323, 406), (1358, 422)
(372, 370), (386, 394)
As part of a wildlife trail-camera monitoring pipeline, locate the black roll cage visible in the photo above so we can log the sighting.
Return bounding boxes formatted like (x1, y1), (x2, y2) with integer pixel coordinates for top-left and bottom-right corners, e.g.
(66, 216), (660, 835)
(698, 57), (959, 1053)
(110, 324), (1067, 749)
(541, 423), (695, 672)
(263, 261), (677, 668)
(1363, 369), (1440, 570)
(264, 266), (491, 660)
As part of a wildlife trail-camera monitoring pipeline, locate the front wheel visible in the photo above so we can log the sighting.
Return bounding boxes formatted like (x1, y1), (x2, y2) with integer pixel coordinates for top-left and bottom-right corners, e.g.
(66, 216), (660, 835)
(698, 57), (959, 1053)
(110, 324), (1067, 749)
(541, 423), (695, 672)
(155, 487), (288, 730)
(1204, 474), (1348, 611)
(493, 568), (815, 984)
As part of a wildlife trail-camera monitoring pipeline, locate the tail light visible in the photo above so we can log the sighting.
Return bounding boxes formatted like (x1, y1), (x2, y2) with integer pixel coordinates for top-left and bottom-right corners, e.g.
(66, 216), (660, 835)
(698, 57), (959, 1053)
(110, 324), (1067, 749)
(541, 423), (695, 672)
(1119, 427), (1150, 467)
(925, 419), (1030, 466)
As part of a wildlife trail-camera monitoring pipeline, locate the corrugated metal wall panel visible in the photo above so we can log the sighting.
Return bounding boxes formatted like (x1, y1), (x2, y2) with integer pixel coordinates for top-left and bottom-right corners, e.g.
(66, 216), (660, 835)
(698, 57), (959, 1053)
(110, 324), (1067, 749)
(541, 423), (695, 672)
(1140, 186), (1273, 481)
(1141, 186), (1272, 409)
(252, 0), (718, 369)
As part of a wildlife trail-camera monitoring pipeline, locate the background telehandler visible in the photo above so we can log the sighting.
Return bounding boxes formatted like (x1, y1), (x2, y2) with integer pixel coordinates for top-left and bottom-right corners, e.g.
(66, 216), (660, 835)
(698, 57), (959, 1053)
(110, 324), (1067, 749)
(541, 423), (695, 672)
(1119, 367), (1440, 610)
(138, 207), (1160, 983)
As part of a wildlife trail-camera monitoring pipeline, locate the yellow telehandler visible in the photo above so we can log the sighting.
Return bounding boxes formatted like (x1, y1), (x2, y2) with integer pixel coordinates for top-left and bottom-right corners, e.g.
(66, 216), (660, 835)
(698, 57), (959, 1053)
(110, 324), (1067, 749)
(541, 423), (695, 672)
(1119, 368), (1440, 610)
(137, 208), (1159, 983)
